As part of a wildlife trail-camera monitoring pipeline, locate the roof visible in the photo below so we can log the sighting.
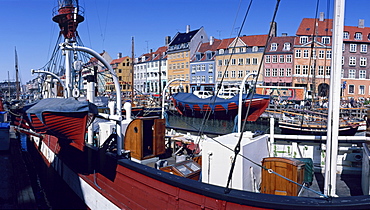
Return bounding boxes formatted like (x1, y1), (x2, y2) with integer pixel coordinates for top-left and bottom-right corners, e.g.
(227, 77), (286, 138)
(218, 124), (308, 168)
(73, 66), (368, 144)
(110, 56), (130, 65)
(169, 29), (200, 46)
(217, 35), (268, 49)
(266, 36), (295, 53)
(296, 18), (333, 36)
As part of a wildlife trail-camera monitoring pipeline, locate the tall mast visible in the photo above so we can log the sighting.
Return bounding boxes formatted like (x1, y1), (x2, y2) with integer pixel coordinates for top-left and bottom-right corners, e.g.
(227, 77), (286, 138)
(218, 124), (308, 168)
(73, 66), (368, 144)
(52, 0), (84, 97)
(131, 36), (135, 103)
(324, 0), (345, 197)
(15, 47), (20, 100)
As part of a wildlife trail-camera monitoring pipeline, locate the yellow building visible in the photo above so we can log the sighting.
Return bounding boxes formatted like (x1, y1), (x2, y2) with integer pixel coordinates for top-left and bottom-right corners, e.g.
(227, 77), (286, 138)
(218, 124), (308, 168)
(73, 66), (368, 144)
(167, 26), (209, 93)
(110, 55), (133, 95)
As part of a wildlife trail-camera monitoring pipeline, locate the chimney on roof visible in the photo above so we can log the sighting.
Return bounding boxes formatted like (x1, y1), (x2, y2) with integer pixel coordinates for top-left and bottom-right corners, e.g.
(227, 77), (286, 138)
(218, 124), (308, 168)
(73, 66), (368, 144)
(186, 25), (190, 33)
(117, 52), (122, 59)
(359, 19), (365, 28)
(319, 12), (324, 21)
(282, 33), (288, 36)
(165, 36), (171, 45)
(210, 36), (214, 45)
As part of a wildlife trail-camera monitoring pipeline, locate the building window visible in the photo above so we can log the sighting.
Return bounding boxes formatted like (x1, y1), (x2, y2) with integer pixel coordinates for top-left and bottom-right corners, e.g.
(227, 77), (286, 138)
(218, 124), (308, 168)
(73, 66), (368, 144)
(224, 59), (229, 66)
(349, 69), (356, 78)
(218, 71), (222, 78)
(238, 70), (244, 78)
(279, 55), (285, 63)
(218, 60), (222, 66)
(322, 37), (330, 44)
(252, 46), (258, 52)
(279, 68), (284, 77)
(238, 58), (244, 65)
(359, 85), (365, 95)
(295, 49), (301, 58)
(272, 68), (277, 77)
(300, 36), (308, 44)
(326, 66), (331, 75)
(269, 43), (277, 51)
(231, 59), (236, 65)
(360, 57), (367, 66)
(318, 66), (324, 75)
(191, 66), (196, 73)
(295, 65), (301, 74)
(326, 50), (332, 59)
(318, 50), (325, 59)
(209, 76), (213, 83)
(201, 76), (206, 83)
(208, 64), (213, 72)
(303, 50), (309, 58)
(343, 31), (349, 39)
(348, 85), (354, 94)
(272, 55), (278, 63)
(265, 69), (271, 77)
(283, 43), (291, 51)
(252, 58), (258, 65)
(231, 71), (236, 78)
(246, 58), (251, 65)
(196, 65), (201, 72)
(350, 44), (357, 52)
(225, 71), (229, 78)
(349, 57), (356, 66)
(286, 68), (292, 76)
(360, 70), (366, 79)
(286, 55), (292, 63)
(201, 64), (206, 71)
(355, 32), (363, 40)
(219, 49), (225, 54)
(302, 65), (308, 75)
(265, 55), (271, 63)
(361, 44), (368, 53)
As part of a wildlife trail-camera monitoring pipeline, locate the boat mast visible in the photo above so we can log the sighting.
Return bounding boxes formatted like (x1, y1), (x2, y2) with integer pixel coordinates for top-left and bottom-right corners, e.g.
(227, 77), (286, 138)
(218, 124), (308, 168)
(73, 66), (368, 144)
(324, 0), (345, 197)
(52, 0), (84, 98)
(15, 47), (20, 100)
(131, 36), (135, 103)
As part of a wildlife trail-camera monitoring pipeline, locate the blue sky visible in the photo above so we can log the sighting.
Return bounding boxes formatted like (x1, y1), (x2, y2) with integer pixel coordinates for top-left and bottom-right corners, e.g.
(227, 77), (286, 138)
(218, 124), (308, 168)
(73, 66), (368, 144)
(0, 0), (368, 84)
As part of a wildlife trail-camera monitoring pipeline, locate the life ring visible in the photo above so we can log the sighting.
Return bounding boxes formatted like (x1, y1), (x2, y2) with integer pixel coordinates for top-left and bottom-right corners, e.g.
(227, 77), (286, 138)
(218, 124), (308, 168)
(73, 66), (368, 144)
(72, 88), (80, 98)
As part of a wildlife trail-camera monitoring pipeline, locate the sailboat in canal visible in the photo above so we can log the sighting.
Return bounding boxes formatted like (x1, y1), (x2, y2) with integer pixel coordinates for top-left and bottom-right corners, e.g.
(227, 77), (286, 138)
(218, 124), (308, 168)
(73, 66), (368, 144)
(11, 0), (370, 209)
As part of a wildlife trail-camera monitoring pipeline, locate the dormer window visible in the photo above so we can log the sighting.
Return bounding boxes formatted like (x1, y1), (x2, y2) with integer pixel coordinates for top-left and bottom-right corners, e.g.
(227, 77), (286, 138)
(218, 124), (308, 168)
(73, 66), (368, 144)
(196, 53), (202, 61)
(270, 43), (278, 51)
(322, 37), (330, 44)
(343, 31), (349, 39)
(300, 36), (308, 44)
(252, 46), (258, 52)
(355, 32), (363, 40)
(283, 43), (291, 51)
(206, 52), (212, 60)
(219, 49), (225, 54)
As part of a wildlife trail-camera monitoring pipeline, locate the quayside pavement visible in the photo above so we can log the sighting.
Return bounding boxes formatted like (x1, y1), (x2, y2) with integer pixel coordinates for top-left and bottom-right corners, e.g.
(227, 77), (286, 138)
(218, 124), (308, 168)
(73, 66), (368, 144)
(0, 128), (37, 209)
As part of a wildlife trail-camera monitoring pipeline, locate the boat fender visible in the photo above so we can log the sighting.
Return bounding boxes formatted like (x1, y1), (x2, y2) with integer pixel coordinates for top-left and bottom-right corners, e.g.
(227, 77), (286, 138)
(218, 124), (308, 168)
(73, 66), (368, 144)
(155, 160), (168, 169)
(72, 88), (80, 98)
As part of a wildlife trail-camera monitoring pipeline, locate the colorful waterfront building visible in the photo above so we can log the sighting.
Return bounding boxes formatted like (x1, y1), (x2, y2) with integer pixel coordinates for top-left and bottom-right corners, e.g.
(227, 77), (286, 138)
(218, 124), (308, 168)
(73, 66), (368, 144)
(189, 37), (221, 93)
(264, 35), (295, 87)
(215, 35), (268, 91)
(109, 54), (132, 95)
(167, 26), (209, 93)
